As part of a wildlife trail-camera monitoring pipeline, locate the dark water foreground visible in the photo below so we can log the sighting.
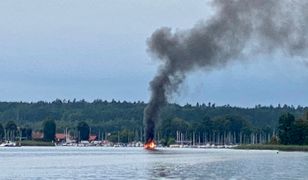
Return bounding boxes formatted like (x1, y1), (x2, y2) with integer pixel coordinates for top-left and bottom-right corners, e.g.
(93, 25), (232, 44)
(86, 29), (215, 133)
(0, 147), (307, 179)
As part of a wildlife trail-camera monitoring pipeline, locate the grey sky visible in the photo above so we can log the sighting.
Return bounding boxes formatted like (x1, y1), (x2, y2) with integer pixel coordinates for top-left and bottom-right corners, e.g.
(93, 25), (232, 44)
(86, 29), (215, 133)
(0, 0), (307, 107)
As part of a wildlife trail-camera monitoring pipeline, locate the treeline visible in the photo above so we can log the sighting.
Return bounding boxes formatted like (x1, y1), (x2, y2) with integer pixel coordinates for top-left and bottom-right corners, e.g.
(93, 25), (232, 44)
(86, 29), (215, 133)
(0, 120), (32, 141)
(0, 99), (306, 144)
(0, 119), (92, 143)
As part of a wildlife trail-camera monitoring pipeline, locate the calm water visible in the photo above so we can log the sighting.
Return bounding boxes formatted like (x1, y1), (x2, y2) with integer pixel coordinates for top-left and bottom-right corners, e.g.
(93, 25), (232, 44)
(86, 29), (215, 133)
(0, 147), (308, 180)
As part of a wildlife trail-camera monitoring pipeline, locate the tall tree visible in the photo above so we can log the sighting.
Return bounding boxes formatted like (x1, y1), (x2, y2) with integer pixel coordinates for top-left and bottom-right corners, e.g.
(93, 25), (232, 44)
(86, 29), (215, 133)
(291, 119), (306, 145)
(5, 121), (17, 131)
(21, 127), (32, 140)
(43, 119), (56, 141)
(5, 121), (17, 141)
(0, 123), (4, 140)
(278, 113), (295, 145)
(77, 121), (90, 141)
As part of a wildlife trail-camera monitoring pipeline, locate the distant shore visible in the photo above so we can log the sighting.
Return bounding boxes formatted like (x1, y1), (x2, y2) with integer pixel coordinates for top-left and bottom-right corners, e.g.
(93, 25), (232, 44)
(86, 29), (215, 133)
(6, 141), (308, 151)
(20, 140), (55, 146)
(234, 144), (308, 152)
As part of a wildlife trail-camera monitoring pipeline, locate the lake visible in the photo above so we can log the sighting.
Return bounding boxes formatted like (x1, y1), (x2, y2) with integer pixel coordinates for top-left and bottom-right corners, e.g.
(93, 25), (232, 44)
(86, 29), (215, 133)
(0, 147), (307, 179)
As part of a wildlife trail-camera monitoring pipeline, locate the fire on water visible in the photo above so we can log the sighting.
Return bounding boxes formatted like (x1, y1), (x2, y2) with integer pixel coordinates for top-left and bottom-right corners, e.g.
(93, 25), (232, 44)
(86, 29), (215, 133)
(144, 139), (156, 150)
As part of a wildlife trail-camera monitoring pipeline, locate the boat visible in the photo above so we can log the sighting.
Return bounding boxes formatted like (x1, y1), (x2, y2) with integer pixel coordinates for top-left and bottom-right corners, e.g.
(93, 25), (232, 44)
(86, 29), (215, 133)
(0, 141), (17, 147)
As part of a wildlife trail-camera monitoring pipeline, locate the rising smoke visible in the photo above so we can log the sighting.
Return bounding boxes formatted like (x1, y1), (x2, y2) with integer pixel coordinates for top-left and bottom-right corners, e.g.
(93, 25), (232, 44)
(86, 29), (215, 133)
(144, 0), (308, 142)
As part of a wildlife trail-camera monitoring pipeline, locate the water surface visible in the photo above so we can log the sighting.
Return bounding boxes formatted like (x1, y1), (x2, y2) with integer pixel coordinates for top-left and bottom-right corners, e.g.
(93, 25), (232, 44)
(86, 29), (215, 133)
(0, 147), (307, 179)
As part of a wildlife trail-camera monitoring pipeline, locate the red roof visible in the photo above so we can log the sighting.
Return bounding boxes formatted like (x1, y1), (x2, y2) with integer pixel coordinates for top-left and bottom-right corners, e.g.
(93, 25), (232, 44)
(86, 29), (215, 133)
(55, 133), (66, 140)
(89, 135), (97, 141)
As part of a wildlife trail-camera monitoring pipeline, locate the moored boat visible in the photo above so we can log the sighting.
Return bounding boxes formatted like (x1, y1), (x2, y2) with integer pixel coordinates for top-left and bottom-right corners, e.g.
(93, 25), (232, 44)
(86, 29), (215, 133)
(0, 141), (17, 147)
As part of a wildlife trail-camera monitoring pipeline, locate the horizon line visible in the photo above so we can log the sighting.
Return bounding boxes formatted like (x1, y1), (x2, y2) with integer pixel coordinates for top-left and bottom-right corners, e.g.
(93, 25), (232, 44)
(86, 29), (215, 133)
(0, 98), (306, 109)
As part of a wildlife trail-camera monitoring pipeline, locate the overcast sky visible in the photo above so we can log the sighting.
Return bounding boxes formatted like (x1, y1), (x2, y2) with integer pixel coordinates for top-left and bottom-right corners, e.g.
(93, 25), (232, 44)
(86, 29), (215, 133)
(0, 0), (307, 107)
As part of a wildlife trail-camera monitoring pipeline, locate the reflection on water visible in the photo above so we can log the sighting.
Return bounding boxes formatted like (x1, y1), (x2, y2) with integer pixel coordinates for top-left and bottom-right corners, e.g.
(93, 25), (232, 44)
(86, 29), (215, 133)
(151, 163), (171, 178)
(0, 147), (308, 179)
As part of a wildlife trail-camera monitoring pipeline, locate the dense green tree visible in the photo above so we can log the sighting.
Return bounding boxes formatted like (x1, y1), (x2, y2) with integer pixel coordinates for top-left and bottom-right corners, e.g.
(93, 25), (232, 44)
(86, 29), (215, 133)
(5, 121), (17, 132)
(291, 113), (308, 145)
(77, 121), (90, 141)
(119, 129), (134, 143)
(0, 100), (304, 130)
(0, 100), (305, 144)
(159, 117), (189, 143)
(291, 119), (306, 145)
(5, 121), (17, 141)
(43, 119), (56, 141)
(278, 113), (295, 145)
(21, 127), (32, 140)
(107, 132), (119, 143)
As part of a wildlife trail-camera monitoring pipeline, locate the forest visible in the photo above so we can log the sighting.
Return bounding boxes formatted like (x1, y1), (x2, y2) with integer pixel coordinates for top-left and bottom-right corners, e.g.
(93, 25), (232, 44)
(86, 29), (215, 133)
(0, 99), (307, 145)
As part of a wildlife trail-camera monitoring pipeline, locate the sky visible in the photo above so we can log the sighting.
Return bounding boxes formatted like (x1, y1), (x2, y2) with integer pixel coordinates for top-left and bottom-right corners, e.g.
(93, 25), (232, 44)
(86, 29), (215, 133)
(0, 0), (308, 107)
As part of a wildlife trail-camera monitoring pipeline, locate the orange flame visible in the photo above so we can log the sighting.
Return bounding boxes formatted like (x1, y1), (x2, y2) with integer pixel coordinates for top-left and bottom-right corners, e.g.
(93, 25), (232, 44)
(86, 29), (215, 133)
(144, 139), (156, 150)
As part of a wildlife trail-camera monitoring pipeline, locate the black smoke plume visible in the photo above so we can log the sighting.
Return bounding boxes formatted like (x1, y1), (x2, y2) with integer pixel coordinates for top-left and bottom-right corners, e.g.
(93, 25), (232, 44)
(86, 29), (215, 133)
(144, 0), (308, 142)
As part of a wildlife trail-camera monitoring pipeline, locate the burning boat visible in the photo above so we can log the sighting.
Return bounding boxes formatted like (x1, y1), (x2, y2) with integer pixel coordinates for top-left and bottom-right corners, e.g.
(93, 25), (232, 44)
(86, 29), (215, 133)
(144, 139), (156, 150)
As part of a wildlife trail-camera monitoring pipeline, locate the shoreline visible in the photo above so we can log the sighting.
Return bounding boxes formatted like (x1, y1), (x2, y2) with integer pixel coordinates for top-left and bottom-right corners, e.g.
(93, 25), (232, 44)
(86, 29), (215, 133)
(234, 144), (308, 152)
(3, 141), (308, 152)
(20, 140), (55, 146)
